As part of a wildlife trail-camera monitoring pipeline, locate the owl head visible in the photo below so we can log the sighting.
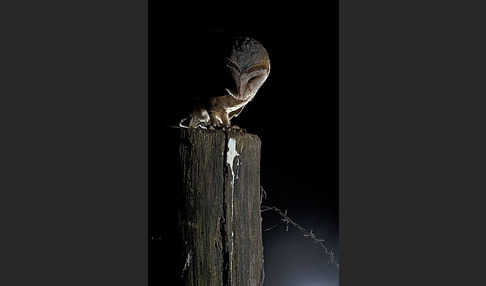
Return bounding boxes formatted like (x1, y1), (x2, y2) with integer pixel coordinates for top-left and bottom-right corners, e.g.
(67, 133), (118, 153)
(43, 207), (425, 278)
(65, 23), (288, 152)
(224, 37), (270, 101)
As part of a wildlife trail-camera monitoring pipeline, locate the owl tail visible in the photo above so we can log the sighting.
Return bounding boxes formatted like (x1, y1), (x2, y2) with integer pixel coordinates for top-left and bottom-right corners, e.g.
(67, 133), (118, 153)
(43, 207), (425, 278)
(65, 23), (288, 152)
(178, 117), (209, 129)
(178, 117), (190, 128)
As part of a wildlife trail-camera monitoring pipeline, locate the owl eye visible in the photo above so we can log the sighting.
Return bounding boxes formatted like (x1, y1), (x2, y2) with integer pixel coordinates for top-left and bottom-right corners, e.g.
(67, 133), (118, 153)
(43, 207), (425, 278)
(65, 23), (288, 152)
(248, 76), (260, 85)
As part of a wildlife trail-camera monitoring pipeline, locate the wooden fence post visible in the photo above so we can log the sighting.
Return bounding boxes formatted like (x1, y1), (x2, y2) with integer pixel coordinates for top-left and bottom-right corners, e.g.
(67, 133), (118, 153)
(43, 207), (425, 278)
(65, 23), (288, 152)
(176, 128), (264, 286)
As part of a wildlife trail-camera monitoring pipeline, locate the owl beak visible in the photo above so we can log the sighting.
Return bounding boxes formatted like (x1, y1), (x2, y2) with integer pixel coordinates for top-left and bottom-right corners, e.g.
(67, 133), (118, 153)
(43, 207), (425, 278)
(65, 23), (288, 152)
(238, 77), (248, 99)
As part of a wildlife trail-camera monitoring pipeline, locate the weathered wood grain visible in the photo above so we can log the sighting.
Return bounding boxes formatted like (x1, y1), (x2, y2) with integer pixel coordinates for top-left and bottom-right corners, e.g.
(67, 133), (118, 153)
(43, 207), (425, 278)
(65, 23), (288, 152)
(177, 128), (263, 286)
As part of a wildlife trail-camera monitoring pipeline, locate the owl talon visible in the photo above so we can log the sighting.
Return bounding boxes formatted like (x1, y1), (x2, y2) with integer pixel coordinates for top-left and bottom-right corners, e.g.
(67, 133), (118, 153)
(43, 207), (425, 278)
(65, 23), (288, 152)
(228, 125), (245, 132)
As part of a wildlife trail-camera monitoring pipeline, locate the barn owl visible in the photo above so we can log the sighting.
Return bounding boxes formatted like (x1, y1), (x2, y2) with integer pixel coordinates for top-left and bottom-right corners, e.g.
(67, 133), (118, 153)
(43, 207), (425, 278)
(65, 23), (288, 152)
(179, 37), (270, 129)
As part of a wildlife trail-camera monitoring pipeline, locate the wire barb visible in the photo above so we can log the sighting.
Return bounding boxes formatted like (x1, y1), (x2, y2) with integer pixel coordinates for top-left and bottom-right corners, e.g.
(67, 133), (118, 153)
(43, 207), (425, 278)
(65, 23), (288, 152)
(260, 186), (339, 269)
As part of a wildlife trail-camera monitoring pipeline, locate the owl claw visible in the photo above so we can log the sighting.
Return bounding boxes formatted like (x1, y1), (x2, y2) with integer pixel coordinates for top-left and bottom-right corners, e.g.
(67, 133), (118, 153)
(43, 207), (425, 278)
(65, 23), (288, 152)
(227, 125), (246, 133)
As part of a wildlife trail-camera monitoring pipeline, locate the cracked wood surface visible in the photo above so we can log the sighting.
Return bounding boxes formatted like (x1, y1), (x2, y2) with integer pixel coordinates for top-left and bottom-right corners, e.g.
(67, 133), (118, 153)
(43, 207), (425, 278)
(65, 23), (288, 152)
(177, 128), (263, 286)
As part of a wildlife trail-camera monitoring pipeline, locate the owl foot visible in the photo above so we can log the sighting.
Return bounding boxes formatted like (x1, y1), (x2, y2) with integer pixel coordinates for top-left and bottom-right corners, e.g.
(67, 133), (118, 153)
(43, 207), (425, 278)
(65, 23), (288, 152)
(228, 125), (246, 133)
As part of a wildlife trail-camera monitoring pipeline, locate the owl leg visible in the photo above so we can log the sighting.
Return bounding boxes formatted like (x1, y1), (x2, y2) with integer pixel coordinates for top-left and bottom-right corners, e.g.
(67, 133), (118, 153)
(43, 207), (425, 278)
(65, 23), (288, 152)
(227, 107), (246, 132)
(209, 112), (223, 129)
(221, 112), (231, 128)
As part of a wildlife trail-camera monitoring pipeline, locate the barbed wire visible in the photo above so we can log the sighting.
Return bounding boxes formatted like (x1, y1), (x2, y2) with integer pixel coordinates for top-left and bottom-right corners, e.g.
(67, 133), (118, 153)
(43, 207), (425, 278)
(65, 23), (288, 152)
(260, 186), (339, 269)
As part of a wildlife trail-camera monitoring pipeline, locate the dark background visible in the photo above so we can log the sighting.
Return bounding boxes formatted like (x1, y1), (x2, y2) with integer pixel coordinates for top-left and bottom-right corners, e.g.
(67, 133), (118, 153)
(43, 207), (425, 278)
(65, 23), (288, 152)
(149, 2), (339, 286)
